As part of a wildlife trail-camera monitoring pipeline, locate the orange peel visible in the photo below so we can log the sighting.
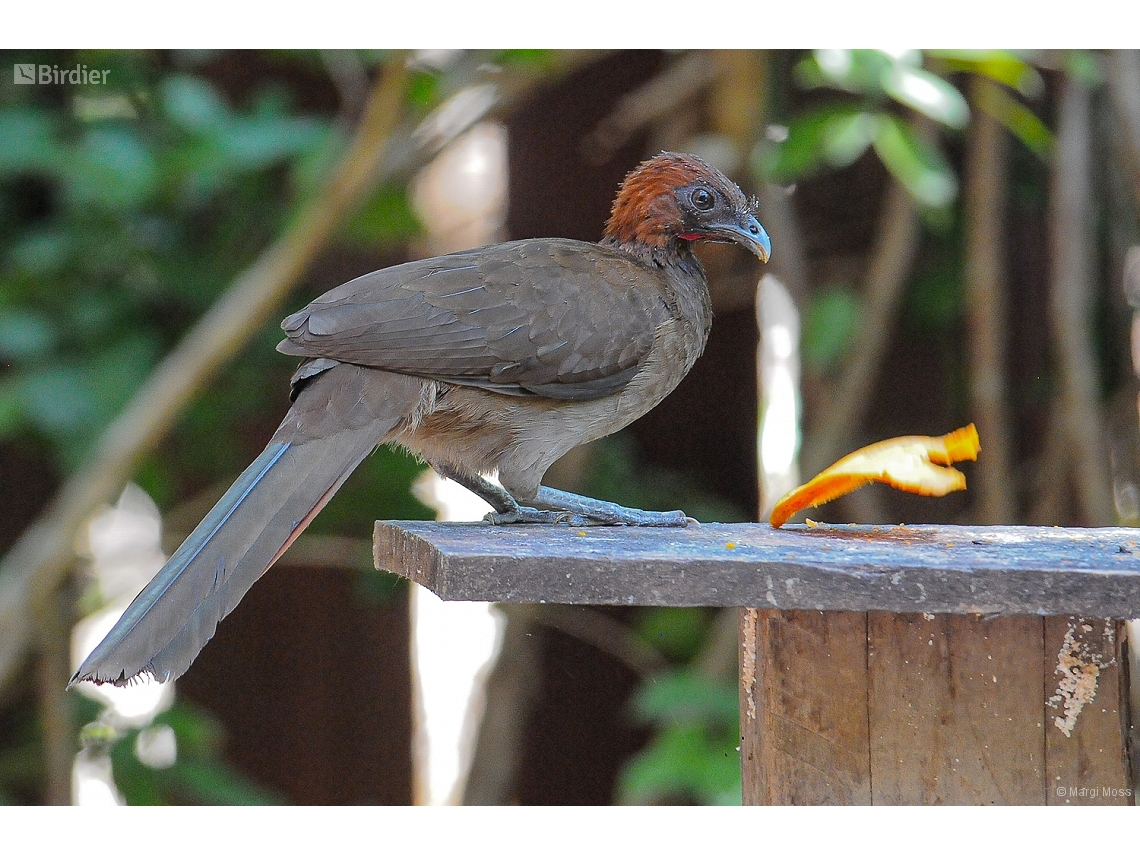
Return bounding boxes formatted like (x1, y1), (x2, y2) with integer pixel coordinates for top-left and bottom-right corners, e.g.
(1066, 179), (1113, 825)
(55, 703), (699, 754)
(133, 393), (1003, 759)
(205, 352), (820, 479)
(769, 424), (980, 528)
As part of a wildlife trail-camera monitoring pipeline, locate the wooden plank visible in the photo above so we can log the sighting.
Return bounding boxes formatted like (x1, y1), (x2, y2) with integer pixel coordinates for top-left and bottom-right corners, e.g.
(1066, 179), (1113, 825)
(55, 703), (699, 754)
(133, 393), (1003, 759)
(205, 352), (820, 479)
(383, 521), (1136, 804)
(867, 614), (1046, 804)
(740, 609), (871, 804)
(376, 521), (1140, 617)
(741, 611), (1135, 804)
(1044, 617), (1133, 804)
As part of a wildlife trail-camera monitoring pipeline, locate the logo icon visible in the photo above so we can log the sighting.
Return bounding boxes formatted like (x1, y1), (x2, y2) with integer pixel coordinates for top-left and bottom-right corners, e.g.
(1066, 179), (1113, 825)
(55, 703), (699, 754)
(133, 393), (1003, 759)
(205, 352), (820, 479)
(14, 64), (35, 84)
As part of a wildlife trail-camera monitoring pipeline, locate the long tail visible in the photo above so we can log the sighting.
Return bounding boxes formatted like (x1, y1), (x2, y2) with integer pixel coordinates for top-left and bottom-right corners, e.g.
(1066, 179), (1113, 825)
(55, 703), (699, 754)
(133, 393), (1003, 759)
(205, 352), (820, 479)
(71, 364), (423, 687)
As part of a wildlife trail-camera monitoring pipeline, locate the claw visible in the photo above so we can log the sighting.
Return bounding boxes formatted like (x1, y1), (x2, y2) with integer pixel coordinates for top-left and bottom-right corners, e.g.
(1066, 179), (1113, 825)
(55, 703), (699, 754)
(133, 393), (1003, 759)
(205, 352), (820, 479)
(484, 506), (690, 527)
(485, 508), (592, 526)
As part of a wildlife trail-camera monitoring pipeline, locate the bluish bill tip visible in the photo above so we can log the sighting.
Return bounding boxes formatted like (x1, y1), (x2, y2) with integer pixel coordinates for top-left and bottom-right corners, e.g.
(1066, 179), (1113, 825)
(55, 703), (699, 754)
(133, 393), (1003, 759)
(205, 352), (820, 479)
(703, 214), (771, 262)
(742, 214), (772, 262)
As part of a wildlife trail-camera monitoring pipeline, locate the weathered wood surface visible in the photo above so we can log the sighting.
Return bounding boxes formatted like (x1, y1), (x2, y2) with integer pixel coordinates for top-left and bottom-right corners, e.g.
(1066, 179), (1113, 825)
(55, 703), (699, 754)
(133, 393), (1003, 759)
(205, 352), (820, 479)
(1042, 616), (1132, 805)
(865, 613), (1047, 805)
(375, 521), (1140, 617)
(740, 610), (872, 805)
(740, 610), (1133, 805)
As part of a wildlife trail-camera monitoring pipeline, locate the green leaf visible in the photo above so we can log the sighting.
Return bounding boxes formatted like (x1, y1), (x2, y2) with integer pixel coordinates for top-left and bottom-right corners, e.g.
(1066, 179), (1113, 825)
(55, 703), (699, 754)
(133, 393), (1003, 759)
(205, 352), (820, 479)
(979, 84), (1052, 159)
(872, 115), (958, 208)
(928, 50), (1045, 97)
(631, 670), (738, 727)
(881, 64), (970, 129)
(14, 363), (97, 437)
(822, 111), (880, 168)
(105, 701), (285, 805)
(635, 608), (712, 661)
(0, 385), (22, 437)
(168, 760), (284, 806)
(162, 75), (230, 131)
(65, 126), (159, 211)
(797, 49), (894, 95)
(0, 307), (58, 360)
(340, 185), (423, 249)
(212, 115), (326, 170)
(5, 333), (158, 466)
(406, 70), (440, 110)
(619, 724), (741, 805)
(497, 49), (556, 70)
(0, 107), (60, 175)
(7, 227), (74, 275)
(1065, 50), (1103, 87)
(802, 285), (860, 373)
(764, 105), (870, 181)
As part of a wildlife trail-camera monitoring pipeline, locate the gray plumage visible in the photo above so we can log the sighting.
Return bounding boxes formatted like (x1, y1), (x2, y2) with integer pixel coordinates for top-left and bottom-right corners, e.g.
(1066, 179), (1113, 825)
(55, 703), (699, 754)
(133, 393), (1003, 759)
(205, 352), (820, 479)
(71, 152), (770, 687)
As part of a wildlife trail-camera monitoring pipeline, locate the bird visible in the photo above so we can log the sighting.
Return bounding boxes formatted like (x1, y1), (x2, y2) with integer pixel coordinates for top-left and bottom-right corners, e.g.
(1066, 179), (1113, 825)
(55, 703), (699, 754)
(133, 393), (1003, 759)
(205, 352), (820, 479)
(71, 151), (771, 687)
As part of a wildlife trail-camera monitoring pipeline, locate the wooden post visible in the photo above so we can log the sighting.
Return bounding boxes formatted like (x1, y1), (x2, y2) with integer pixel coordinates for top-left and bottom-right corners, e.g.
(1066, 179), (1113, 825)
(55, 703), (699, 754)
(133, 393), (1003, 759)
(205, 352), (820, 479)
(375, 520), (1138, 805)
(740, 610), (1131, 804)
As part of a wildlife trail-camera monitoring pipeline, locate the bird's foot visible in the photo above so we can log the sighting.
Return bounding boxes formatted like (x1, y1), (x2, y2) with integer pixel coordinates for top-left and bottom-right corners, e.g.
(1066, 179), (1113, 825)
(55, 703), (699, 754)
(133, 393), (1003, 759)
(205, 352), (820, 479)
(484, 507), (594, 526)
(572, 506), (691, 526)
(443, 473), (695, 527)
(531, 486), (694, 527)
(485, 506), (691, 527)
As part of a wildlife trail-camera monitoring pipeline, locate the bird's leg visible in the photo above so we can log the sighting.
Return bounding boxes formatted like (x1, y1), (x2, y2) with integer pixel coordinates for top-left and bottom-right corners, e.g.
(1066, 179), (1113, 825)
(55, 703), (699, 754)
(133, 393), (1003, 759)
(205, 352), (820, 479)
(434, 466), (593, 525)
(532, 486), (693, 527)
(435, 467), (692, 527)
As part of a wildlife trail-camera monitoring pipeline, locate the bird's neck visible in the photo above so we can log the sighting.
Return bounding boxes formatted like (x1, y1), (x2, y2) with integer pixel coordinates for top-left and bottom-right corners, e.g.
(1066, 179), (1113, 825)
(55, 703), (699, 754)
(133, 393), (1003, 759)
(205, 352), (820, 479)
(601, 234), (712, 338)
(600, 232), (701, 274)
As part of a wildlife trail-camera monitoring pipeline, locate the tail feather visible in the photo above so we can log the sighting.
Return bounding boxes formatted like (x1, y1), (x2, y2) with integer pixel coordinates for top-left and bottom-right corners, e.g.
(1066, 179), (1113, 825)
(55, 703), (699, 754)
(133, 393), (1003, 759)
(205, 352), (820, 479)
(71, 364), (421, 687)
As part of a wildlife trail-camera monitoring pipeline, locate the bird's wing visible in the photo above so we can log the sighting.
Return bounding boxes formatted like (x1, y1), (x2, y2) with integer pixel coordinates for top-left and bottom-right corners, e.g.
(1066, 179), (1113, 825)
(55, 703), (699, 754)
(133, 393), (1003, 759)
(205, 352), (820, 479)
(277, 239), (669, 401)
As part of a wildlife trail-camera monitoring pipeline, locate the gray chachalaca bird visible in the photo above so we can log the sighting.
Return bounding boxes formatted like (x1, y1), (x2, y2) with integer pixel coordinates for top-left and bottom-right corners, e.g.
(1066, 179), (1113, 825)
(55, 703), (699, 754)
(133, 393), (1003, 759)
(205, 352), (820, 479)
(71, 151), (771, 687)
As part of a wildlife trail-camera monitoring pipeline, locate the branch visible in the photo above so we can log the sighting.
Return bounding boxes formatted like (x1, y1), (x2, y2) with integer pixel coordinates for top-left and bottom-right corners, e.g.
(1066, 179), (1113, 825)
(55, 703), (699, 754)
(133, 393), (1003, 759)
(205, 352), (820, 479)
(509, 603), (669, 676)
(1049, 74), (1116, 525)
(36, 590), (72, 805)
(1106, 50), (1140, 213)
(964, 78), (1018, 523)
(580, 51), (717, 163)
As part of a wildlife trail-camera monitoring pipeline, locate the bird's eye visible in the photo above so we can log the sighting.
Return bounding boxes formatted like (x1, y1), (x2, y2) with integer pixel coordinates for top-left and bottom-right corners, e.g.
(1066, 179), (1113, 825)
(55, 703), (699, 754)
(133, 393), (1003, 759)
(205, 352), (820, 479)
(690, 188), (715, 211)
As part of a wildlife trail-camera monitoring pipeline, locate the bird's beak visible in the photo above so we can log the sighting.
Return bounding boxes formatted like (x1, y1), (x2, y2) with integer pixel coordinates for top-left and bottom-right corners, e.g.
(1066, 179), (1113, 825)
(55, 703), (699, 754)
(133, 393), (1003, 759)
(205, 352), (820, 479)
(712, 213), (771, 263)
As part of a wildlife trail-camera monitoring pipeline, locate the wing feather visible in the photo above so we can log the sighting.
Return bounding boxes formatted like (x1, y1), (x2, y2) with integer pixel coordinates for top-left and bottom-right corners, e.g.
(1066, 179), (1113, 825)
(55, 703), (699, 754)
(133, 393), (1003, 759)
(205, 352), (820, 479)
(278, 238), (669, 401)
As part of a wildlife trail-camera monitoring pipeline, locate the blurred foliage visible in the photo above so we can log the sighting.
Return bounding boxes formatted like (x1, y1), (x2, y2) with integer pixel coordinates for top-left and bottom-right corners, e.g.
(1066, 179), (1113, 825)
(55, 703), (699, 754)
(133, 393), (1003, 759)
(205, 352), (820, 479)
(802, 285), (861, 374)
(0, 48), (442, 804)
(907, 215), (965, 336)
(0, 49), (436, 484)
(0, 50), (326, 471)
(762, 50), (1050, 210)
(635, 607), (714, 663)
(575, 437), (745, 804)
(580, 434), (750, 524)
(618, 669), (740, 805)
(75, 693), (282, 805)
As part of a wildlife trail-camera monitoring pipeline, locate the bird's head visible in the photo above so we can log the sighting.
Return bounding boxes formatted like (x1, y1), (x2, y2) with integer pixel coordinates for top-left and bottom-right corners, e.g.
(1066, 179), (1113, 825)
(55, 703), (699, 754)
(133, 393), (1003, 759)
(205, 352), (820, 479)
(603, 151), (771, 264)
